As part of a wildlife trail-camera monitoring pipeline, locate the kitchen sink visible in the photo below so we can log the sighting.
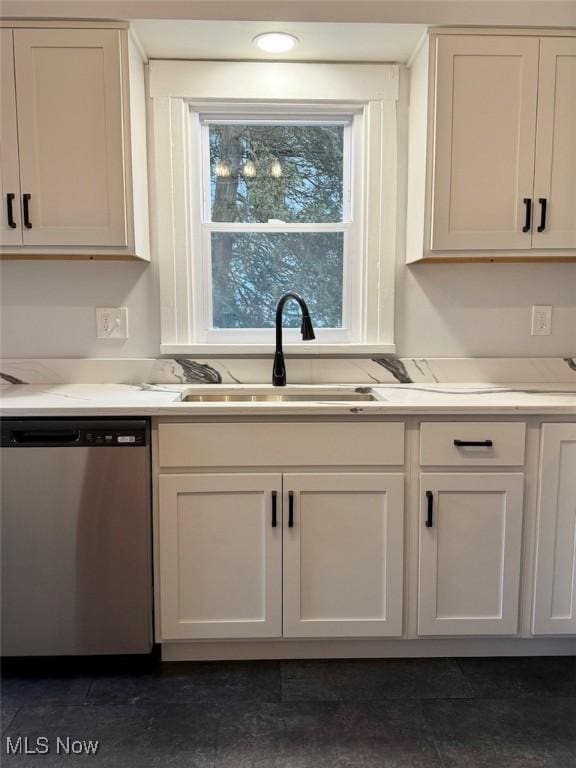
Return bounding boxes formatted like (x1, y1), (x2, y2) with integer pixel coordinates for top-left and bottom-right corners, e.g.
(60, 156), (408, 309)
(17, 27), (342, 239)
(182, 391), (377, 403)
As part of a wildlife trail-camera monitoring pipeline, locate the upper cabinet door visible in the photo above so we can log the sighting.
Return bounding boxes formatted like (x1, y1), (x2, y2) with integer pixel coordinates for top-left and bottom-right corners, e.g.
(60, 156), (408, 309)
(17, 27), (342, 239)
(0, 30), (22, 246)
(418, 473), (524, 636)
(532, 39), (576, 250)
(13, 29), (127, 247)
(533, 424), (576, 635)
(283, 473), (404, 638)
(431, 36), (539, 251)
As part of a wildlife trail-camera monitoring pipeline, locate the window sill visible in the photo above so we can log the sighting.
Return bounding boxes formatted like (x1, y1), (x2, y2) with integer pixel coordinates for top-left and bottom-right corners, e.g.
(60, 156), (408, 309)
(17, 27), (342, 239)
(160, 343), (396, 356)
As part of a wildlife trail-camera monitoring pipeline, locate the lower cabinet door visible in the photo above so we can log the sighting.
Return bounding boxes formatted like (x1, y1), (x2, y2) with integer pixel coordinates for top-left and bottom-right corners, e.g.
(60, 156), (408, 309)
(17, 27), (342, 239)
(158, 473), (282, 640)
(533, 424), (576, 635)
(418, 473), (524, 636)
(283, 473), (404, 638)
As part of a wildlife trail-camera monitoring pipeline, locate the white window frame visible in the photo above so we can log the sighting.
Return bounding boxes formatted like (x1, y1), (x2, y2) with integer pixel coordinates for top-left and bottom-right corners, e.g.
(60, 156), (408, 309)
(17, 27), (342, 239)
(196, 108), (360, 345)
(149, 60), (399, 355)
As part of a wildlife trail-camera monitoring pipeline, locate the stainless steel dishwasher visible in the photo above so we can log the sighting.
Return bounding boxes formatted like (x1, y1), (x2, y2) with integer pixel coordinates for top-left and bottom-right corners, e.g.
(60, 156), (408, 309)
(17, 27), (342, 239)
(1, 418), (153, 656)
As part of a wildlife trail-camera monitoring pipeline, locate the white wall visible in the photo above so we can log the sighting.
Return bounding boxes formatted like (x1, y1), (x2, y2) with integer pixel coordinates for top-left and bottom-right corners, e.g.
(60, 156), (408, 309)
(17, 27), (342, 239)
(396, 261), (576, 357)
(0, 260), (160, 358)
(3, 248), (573, 360)
(1, 68), (574, 361)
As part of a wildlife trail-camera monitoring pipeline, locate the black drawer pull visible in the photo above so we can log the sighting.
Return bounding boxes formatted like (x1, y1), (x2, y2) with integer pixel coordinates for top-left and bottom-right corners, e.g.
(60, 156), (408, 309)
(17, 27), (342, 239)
(537, 198), (547, 232)
(522, 198), (532, 232)
(425, 490), (433, 528)
(288, 491), (294, 528)
(22, 193), (32, 229)
(6, 193), (16, 228)
(454, 439), (493, 448)
(271, 491), (277, 528)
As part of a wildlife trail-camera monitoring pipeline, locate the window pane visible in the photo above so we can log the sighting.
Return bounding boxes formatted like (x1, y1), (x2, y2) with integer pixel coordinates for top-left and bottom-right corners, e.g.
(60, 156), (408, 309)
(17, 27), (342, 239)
(209, 123), (345, 223)
(211, 232), (344, 329)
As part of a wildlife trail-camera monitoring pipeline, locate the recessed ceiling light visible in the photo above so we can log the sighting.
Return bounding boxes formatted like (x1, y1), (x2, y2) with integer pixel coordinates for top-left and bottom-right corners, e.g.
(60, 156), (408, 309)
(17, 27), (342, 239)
(253, 32), (299, 54)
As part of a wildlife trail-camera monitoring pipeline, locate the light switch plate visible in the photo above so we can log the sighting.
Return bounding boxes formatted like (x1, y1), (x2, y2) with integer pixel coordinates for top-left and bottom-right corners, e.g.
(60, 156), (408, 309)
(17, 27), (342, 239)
(96, 307), (129, 339)
(531, 305), (552, 336)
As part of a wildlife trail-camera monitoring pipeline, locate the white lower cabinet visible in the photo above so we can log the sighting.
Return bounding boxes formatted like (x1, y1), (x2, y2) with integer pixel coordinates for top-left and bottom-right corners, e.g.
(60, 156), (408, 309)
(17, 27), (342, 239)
(158, 473), (282, 640)
(533, 424), (576, 635)
(283, 473), (404, 638)
(155, 419), (576, 651)
(418, 473), (524, 636)
(157, 471), (405, 641)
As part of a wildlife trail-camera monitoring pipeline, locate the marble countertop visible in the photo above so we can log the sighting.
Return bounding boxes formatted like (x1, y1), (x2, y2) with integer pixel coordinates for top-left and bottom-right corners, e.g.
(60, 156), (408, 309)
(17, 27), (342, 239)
(2, 383), (576, 417)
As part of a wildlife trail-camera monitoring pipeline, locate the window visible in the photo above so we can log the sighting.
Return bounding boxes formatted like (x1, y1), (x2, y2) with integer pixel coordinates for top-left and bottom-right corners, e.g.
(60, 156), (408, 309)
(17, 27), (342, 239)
(196, 113), (359, 343)
(150, 61), (399, 354)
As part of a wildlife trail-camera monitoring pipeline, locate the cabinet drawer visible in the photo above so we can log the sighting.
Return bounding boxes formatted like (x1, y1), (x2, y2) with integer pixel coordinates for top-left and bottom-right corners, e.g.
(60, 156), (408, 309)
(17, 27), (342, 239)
(420, 422), (526, 466)
(158, 421), (405, 468)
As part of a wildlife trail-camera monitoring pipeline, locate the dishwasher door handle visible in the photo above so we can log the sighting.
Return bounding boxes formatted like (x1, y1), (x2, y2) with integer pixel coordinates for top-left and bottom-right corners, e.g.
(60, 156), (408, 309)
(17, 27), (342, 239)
(10, 429), (81, 445)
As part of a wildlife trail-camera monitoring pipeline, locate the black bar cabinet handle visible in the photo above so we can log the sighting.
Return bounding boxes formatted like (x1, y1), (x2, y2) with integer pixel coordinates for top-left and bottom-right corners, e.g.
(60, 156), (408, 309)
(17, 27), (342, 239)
(522, 197), (532, 232)
(425, 491), (434, 528)
(537, 198), (547, 232)
(454, 439), (493, 448)
(6, 193), (16, 228)
(22, 193), (32, 229)
(271, 491), (277, 528)
(288, 491), (294, 528)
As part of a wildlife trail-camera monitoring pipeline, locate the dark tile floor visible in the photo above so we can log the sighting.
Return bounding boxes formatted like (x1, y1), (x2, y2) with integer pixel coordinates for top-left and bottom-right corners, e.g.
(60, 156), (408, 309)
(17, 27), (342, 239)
(1, 655), (575, 767)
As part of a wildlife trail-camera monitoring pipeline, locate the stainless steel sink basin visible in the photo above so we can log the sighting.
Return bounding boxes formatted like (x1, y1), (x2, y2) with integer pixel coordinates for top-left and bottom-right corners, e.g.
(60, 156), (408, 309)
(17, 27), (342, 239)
(182, 391), (377, 403)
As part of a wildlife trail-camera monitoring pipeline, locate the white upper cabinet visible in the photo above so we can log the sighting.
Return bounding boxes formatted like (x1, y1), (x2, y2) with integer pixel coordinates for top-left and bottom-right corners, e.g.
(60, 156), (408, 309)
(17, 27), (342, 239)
(407, 30), (576, 261)
(418, 473), (524, 636)
(532, 38), (576, 250)
(14, 29), (127, 248)
(432, 36), (539, 251)
(0, 24), (149, 259)
(533, 424), (576, 635)
(0, 30), (21, 246)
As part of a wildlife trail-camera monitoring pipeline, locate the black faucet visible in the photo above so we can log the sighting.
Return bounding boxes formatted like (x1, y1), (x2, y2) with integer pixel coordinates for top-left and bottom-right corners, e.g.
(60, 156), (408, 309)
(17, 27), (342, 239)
(272, 292), (315, 386)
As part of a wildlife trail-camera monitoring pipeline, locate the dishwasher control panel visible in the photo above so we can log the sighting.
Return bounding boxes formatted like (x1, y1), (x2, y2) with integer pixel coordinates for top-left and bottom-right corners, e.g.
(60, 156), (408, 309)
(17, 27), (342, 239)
(86, 429), (145, 446)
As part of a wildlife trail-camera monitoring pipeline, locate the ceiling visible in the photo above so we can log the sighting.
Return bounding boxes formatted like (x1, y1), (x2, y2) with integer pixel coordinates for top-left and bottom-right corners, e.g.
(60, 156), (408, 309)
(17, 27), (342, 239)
(132, 20), (427, 63)
(3, 2), (576, 28)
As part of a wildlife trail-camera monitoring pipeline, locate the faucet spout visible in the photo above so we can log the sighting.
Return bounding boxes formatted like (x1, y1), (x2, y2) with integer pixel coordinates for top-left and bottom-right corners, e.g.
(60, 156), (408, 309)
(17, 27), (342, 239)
(272, 292), (316, 387)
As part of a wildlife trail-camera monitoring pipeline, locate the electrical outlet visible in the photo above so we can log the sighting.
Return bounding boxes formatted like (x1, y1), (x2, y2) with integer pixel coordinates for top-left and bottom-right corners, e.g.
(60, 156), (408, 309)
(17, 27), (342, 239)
(96, 307), (129, 339)
(531, 305), (552, 336)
